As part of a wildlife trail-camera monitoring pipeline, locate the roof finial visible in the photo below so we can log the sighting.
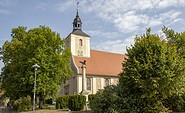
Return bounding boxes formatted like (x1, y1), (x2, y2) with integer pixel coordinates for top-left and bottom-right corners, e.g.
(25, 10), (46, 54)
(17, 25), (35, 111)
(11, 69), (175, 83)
(76, 1), (79, 16)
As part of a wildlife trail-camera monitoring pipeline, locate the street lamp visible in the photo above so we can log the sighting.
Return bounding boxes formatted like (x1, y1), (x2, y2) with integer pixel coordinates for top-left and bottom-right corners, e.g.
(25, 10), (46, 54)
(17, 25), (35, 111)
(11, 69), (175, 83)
(32, 64), (40, 113)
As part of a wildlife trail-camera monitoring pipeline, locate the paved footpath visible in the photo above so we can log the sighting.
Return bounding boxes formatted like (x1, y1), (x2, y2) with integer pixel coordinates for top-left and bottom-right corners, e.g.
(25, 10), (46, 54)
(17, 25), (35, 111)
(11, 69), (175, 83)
(0, 107), (71, 113)
(0, 106), (8, 113)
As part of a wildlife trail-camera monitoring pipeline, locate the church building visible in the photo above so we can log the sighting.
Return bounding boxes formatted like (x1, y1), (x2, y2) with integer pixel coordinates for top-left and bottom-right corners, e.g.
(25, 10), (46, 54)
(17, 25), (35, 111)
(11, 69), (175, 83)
(60, 8), (126, 95)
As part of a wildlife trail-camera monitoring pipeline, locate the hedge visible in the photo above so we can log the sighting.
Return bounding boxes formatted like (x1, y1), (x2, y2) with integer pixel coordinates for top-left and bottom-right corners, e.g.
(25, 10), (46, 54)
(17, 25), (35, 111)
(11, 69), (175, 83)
(88, 94), (95, 106)
(56, 95), (69, 109)
(12, 95), (32, 112)
(68, 94), (86, 111)
(56, 94), (86, 111)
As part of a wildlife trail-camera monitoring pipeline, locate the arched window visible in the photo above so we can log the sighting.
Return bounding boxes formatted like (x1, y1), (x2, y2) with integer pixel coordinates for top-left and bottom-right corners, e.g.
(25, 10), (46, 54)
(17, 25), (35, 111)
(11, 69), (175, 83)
(105, 78), (110, 87)
(79, 39), (83, 46)
(87, 77), (91, 90)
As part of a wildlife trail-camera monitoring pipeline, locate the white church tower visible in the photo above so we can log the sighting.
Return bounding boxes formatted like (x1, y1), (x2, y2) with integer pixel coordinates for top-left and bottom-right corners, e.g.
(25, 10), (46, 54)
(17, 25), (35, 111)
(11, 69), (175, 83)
(65, 5), (90, 57)
(61, 3), (125, 96)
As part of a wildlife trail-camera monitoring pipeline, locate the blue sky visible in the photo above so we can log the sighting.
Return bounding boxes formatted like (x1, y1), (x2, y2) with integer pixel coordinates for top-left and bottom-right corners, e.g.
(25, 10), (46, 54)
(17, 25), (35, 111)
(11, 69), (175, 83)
(1, 0), (185, 69)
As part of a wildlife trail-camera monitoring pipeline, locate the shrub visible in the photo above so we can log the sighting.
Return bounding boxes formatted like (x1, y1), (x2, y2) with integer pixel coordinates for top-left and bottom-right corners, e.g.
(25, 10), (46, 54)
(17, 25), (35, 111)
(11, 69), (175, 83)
(56, 95), (69, 109)
(68, 94), (86, 111)
(88, 94), (95, 106)
(12, 95), (32, 112)
(89, 85), (119, 113)
(45, 98), (52, 105)
(164, 94), (185, 112)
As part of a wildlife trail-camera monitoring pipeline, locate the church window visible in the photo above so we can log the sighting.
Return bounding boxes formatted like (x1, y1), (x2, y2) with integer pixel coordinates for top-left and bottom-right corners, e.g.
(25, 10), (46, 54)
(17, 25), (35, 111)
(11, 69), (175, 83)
(87, 77), (91, 90)
(79, 39), (83, 46)
(64, 85), (69, 95)
(96, 78), (101, 90)
(105, 78), (110, 87)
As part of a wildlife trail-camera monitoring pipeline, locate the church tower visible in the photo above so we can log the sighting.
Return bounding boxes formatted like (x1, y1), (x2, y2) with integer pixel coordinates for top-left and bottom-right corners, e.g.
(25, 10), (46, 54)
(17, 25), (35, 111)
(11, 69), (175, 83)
(65, 4), (90, 57)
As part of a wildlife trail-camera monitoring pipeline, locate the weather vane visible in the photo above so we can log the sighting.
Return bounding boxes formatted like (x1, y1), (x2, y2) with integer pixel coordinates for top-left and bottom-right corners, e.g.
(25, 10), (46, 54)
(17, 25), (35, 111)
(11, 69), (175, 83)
(77, 1), (79, 11)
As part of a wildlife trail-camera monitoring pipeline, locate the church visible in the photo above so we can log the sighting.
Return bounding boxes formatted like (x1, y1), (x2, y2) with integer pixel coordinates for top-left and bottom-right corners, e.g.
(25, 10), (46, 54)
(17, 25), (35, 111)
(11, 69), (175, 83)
(60, 8), (127, 95)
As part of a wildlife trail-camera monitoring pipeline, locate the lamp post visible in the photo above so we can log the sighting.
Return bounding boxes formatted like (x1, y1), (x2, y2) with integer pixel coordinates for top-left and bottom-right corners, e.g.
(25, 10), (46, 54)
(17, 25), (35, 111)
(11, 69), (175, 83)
(32, 64), (40, 113)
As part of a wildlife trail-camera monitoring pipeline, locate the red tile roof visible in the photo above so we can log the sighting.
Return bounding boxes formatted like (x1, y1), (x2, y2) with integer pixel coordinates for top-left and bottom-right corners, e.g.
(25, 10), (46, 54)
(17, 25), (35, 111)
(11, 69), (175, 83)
(73, 50), (126, 76)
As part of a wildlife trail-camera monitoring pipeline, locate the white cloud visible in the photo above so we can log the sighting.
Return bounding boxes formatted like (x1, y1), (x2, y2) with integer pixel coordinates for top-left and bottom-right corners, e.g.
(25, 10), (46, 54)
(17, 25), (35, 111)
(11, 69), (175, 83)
(55, 0), (75, 12)
(92, 35), (135, 54)
(179, 0), (185, 5)
(114, 11), (149, 32)
(146, 9), (182, 28)
(79, 0), (185, 34)
(159, 10), (182, 26)
(36, 3), (47, 11)
(86, 30), (121, 39)
(0, 0), (13, 15)
(173, 18), (183, 22)
(53, 0), (185, 35)
(157, 0), (179, 8)
(53, 0), (185, 54)
(160, 10), (181, 20)
(134, 0), (154, 10)
(149, 19), (162, 27)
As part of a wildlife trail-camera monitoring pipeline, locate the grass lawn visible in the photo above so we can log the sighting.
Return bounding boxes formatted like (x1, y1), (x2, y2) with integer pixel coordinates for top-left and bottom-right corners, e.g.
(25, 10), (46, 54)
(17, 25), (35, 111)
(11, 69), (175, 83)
(1, 104), (93, 113)
(1, 109), (92, 113)
(21, 109), (92, 113)
(1, 106), (92, 113)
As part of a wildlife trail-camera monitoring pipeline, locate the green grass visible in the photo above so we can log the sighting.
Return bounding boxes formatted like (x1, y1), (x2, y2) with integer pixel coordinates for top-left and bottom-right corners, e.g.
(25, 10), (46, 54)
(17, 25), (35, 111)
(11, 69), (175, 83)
(21, 109), (92, 113)
(1, 105), (93, 113)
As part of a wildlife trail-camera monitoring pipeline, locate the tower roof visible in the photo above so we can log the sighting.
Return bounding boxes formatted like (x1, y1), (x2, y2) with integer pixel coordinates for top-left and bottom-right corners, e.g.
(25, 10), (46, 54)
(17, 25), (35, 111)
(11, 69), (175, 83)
(71, 2), (89, 37)
(73, 3), (82, 31)
(71, 29), (90, 37)
(73, 11), (82, 25)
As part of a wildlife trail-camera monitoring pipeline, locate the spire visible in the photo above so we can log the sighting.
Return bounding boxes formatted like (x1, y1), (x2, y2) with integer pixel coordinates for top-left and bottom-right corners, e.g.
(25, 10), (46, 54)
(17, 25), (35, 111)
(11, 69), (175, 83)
(73, 2), (82, 31)
(76, 2), (79, 16)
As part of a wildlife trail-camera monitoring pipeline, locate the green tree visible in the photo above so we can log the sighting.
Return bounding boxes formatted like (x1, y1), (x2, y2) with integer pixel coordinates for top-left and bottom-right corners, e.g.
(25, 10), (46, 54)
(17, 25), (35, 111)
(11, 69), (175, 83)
(162, 27), (185, 112)
(162, 26), (185, 58)
(89, 85), (119, 113)
(0, 26), (72, 108)
(118, 28), (185, 112)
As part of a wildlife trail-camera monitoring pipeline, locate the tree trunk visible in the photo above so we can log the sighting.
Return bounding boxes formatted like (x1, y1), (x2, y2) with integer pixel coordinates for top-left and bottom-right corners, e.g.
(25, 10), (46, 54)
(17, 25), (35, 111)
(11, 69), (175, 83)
(39, 93), (44, 109)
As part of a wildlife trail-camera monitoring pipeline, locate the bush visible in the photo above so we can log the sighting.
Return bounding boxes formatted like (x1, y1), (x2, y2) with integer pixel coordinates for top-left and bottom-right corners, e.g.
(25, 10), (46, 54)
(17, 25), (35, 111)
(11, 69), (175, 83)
(89, 85), (119, 113)
(45, 98), (52, 105)
(12, 95), (32, 112)
(68, 94), (86, 111)
(56, 95), (69, 109)
(164, 94), (185, 112)
(88, 94), (95, 106)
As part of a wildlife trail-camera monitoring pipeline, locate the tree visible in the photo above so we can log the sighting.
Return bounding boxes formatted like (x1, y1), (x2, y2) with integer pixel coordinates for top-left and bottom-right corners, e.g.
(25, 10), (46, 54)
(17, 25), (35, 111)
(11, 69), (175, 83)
(89, 85), (119, 113)
(162, 26), (185, 58)
(0, 26), (72, 108)
(162, 27), (185, 112)
(118, 28), (185, 112)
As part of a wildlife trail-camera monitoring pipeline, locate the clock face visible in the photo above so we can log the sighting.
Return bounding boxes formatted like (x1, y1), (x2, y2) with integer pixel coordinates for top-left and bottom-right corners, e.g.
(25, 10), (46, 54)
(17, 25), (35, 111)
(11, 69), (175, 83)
(78, 50), (83, 56)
